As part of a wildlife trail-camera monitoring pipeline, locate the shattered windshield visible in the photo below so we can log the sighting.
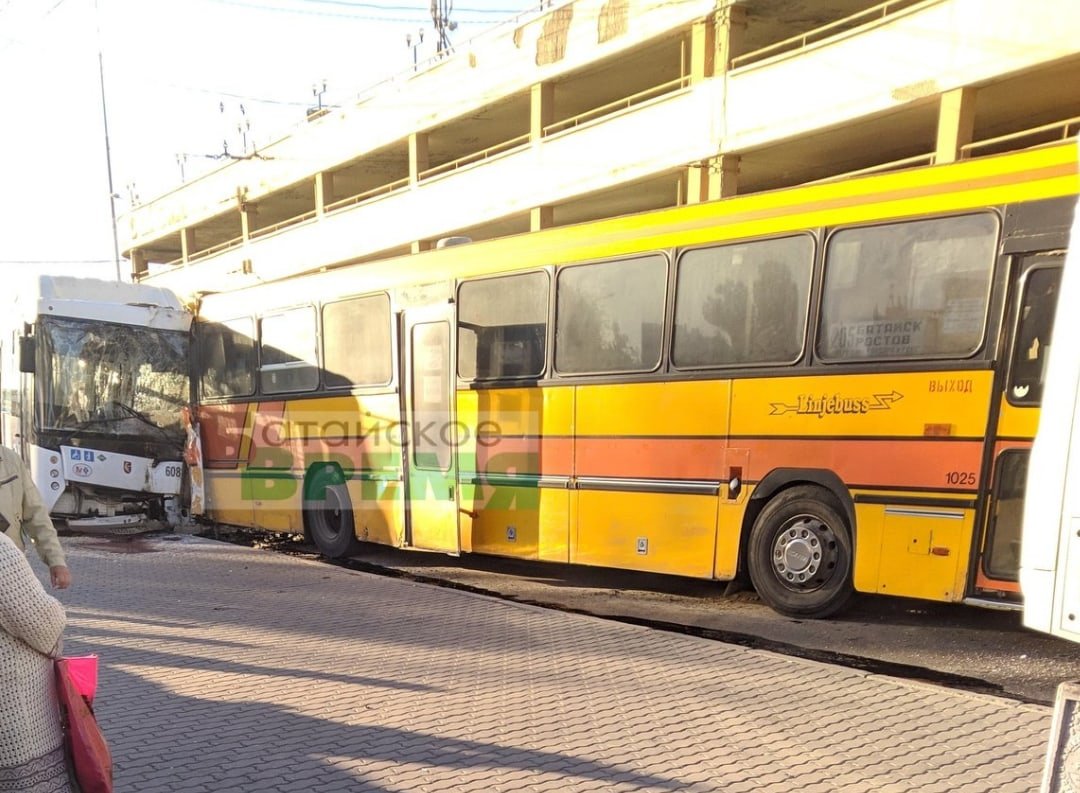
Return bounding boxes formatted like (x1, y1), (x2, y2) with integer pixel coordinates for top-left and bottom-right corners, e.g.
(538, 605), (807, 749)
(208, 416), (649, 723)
(39, 317), (190, 437)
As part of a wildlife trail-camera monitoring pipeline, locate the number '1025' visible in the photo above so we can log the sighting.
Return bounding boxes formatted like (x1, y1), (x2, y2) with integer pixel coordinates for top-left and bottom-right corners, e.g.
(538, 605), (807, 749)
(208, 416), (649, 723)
(945, 471), (976, 486)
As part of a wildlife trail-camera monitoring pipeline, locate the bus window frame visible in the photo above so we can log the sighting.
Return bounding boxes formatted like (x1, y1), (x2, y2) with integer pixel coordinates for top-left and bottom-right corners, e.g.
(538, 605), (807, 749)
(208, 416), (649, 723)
(258, 304), (320, 395)
(669, 232), (816, 372)
(320, 291), (395, 391)
(1003, 258), (1064, 408)
(456, 269), (551, 384)
(195, 315), (257, 402)
(553, 252), (670, 378)
(815, 211), (1001, 366)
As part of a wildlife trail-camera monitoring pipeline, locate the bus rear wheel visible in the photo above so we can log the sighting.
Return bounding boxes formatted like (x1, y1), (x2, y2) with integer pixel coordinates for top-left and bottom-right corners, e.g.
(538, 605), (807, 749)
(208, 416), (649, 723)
(304, 469), (360, 559)
(747, 486), (853, 619)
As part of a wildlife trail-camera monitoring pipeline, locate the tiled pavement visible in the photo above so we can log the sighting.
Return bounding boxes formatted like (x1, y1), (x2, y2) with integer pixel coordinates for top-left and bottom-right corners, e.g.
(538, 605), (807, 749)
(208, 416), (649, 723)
(37, 533), (1051, 792)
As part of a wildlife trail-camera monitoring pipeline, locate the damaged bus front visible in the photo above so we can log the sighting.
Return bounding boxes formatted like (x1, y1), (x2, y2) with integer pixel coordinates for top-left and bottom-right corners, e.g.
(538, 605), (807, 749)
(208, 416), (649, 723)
(1, 276), (192, 527)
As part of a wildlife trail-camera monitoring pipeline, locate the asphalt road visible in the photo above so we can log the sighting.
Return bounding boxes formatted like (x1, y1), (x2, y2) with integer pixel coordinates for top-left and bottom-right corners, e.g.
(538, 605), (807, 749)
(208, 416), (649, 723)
(173, 525), (1080, 707)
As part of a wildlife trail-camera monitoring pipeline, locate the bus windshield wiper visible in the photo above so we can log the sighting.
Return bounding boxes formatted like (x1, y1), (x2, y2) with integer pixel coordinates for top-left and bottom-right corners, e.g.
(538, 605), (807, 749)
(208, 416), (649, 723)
(109, 401), (179, 443)
(52, 403), (176, 446)
(110, 401), (159, 429)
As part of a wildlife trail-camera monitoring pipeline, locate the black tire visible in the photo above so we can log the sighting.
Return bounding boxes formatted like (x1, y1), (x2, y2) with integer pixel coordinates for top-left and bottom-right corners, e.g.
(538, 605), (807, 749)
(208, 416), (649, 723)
(747, 485), (854, 619)
(303, 467), (359, 559)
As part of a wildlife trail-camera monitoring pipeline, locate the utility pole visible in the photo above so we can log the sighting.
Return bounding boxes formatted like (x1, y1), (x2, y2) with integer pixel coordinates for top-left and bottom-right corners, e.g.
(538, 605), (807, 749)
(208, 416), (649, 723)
(430, 0), (456, 57)
(96, 0), (122, 281)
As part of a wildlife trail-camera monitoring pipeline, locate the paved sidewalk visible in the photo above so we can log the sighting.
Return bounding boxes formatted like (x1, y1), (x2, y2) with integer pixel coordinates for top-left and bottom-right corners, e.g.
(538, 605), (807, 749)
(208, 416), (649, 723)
(39, 533), (1049, 792)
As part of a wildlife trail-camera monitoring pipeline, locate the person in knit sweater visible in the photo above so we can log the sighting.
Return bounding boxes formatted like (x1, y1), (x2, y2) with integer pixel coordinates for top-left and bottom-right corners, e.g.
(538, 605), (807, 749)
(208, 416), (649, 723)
(0, 531), (72, 792)
(0, 446), (71, 590)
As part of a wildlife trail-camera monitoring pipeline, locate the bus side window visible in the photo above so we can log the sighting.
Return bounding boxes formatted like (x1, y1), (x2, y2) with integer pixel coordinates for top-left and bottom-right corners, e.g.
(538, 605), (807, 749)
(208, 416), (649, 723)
(1008, 266), (1062, 405)
(323, 293), (392, 388)
(555, 255), (666, 375)
(197, 318), (256, 399)
(818, 214), (997, 362)
(260, 308), (318, 394)
(458, 271), (549, 381)
(672, 235), (813, 368)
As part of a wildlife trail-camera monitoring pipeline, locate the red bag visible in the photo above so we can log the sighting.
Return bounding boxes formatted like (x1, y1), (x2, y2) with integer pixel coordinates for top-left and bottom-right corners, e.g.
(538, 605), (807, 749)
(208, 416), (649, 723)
(62, 655), (99, 704)
(55, 656), (113, 793)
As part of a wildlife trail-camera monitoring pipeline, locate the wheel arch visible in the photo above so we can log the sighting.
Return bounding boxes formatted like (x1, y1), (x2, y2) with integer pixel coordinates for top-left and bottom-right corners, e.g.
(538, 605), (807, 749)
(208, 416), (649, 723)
(303, 460), (349, 501)
(736, 468), (856, 575)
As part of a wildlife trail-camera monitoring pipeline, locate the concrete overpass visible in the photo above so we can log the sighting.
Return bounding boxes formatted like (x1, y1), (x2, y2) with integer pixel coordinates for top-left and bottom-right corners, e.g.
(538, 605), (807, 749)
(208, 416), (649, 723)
(121, 0), (1080, 296)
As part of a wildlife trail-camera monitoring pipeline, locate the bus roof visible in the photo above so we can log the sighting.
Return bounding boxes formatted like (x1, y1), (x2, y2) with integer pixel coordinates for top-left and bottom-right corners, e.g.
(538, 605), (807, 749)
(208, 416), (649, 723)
(28, 276), (192, 331)
(36, 275), (184, 309)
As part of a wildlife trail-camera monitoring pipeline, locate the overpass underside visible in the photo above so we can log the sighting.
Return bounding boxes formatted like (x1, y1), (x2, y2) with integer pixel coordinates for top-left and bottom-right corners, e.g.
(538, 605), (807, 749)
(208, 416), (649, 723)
(121, 0), (1080, 294)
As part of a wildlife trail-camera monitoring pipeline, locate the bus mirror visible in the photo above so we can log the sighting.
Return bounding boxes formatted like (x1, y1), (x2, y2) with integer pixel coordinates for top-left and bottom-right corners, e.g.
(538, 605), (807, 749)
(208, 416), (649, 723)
(18, 336), (35, 373)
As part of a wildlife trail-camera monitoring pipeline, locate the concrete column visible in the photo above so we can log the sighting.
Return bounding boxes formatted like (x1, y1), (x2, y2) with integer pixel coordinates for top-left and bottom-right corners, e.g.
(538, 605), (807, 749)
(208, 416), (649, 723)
(690, 3), (747, 81)
(716, 4), (748, 73)
(315, 171), (335, 215)
(531, 82), (554, 141)
(130, 249), (148, 279)
(936, 87), (977, 164)
(240, 203), (256, 241)
(531, 206), (553, 231)
(688, 4), (745, 205)
(180, 228), (195, 263)
(409, 132), (429, 185)
(687, 153), (740, 204)
(689, 17), (715, 82)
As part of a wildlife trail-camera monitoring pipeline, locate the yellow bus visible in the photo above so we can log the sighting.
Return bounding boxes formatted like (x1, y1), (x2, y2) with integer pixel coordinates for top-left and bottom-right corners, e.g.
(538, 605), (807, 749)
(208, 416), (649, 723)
(188, 141), (1078, 617)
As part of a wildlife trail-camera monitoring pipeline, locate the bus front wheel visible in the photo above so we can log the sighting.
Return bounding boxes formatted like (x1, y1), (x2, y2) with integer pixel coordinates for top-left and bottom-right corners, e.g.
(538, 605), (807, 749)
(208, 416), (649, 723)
(747, 486), (853, 619)
(304, 470), (360, 559)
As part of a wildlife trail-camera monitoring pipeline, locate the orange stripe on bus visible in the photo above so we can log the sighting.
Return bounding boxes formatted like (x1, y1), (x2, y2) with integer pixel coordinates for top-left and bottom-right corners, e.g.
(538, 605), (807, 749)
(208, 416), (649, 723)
(475, 436), (573, 476)
(476, 435), (984, 490)
(575, 437), (726, 480)
(199, 403), (252, 467)
(737, 437), (983, 490)
(246, 403), (287, 467)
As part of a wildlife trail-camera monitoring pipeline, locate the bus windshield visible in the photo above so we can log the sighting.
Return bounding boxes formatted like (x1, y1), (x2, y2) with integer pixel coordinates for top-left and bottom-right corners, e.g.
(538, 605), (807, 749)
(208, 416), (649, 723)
(38, 317), (190, 438)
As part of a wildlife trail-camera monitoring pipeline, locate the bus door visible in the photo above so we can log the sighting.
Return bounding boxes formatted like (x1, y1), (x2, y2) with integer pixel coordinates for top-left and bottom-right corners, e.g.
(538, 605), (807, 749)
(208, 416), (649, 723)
(400, 304), (461, 554)
(976, 250), (1064, 597)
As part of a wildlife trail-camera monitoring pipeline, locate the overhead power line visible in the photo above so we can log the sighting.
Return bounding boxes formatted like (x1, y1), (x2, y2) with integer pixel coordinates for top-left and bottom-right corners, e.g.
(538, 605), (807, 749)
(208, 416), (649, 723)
(299, 0), (524, 12)
(0, 261), (116, 266)
(204, 0), (530, 21)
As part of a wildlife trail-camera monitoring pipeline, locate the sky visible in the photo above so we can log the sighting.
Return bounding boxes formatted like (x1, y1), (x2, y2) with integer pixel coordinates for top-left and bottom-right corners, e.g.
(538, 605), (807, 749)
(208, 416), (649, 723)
(0, 0), (539, 296)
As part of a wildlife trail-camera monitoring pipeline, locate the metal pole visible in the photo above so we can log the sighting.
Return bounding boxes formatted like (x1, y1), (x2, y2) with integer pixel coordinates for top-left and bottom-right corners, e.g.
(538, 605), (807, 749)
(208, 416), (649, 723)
(96, 0), (122, 281)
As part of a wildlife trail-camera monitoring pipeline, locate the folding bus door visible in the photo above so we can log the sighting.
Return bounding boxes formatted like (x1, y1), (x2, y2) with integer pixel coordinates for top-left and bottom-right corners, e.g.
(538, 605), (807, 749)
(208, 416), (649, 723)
(400, 304), (461, 554)
(976, 250), (1064, 599)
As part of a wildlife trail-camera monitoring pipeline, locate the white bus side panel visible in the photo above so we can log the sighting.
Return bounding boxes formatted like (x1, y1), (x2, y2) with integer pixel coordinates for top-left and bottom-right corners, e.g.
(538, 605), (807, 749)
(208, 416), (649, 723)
(1021, 190), (1080, 640)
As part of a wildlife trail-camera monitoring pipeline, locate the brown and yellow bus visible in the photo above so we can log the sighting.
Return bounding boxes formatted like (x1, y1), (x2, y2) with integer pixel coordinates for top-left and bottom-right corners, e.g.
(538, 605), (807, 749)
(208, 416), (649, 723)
(188, 141), (1078, 617)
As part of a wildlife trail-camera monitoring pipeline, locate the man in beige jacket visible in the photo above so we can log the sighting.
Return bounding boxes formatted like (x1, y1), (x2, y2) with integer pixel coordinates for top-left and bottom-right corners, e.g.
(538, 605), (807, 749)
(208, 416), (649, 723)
(0, 445), (72, 589)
